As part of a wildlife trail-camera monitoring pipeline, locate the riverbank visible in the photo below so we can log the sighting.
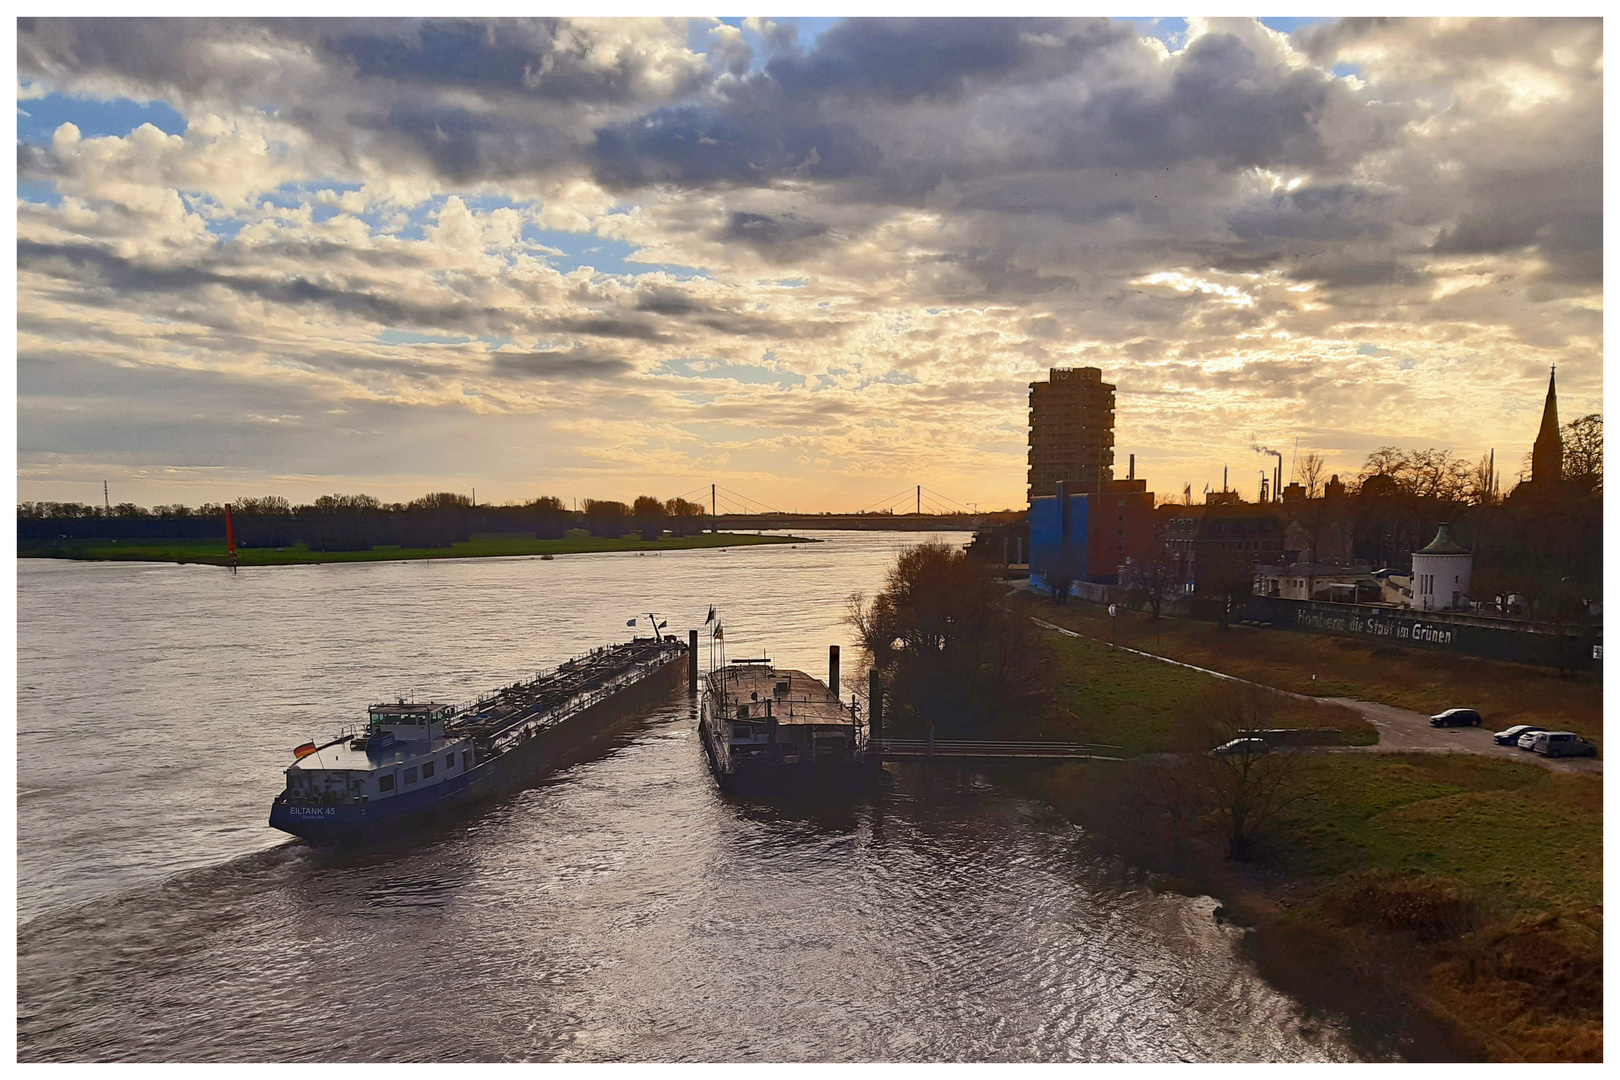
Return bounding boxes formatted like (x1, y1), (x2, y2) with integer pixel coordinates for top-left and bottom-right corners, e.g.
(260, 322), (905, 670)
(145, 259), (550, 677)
(17, 531), (809, 566)
(994, 612), (1602, 1062)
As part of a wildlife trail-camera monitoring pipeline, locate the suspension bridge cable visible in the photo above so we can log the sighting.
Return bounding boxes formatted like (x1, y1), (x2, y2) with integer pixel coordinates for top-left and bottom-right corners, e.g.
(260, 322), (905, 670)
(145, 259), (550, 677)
(715, 484), (787, 515)
(919, 486), (975, 513)
(855, 486), (916, 513)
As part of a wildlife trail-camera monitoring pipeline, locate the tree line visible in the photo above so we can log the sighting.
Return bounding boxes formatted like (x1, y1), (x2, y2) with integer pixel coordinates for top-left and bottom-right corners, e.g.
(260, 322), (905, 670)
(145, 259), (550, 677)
(17, 492), (714, 551)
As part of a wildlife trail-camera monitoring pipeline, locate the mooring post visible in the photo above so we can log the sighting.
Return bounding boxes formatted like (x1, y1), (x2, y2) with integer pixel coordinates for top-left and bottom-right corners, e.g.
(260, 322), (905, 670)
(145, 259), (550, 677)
(868, 668), (883, 743)
(828, 645), (840, 698)
(688, 629), (699, 692)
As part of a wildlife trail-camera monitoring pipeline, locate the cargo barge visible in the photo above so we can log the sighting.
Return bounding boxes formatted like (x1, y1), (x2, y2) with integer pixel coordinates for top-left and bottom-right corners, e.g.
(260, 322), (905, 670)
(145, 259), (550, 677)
(269, 633), (687, 844)
(699, 650), (885, 794)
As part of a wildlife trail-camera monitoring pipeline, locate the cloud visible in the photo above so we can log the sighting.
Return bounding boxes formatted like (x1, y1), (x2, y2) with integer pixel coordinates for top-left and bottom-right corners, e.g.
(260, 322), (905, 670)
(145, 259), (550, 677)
(487, 346), (633, 380)
(13, 17), (1604, 509)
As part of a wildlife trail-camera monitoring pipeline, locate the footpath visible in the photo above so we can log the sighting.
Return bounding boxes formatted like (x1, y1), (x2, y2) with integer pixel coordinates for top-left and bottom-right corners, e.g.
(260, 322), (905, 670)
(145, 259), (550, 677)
(1030, 617), (1601, 776)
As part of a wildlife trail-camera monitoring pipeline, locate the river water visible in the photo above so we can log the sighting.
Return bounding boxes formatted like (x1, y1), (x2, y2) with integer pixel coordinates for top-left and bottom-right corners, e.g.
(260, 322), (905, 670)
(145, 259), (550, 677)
(17, 531), (1361, 1061)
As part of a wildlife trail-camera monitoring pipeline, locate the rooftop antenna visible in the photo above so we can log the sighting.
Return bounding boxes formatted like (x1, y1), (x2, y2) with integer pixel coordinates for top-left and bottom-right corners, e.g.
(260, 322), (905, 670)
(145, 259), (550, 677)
(1290, 436), (1299, 484)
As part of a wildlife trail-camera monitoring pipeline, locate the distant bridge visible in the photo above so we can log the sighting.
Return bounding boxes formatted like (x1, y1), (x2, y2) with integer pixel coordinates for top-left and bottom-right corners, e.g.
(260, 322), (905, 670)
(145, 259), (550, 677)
(868, 739), (1123, 761)
(672, 482), (1023, 531)
(714, 513), (998, 532)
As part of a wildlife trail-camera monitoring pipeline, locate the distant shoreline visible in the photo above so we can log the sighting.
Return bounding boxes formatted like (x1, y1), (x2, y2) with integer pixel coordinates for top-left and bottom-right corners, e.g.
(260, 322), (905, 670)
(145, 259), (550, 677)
(17, 531), (813, 567)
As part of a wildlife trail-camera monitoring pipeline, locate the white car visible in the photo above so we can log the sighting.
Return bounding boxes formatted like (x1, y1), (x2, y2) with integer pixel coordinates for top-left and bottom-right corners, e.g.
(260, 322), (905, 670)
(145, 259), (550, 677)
(1527, 731), (1597, 758)
(1516, 730), (1541, 750)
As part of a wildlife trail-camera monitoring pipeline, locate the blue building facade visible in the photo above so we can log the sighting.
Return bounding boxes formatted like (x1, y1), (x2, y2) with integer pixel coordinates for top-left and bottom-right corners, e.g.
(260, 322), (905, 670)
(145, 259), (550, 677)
(1029, 483), (1089, 592)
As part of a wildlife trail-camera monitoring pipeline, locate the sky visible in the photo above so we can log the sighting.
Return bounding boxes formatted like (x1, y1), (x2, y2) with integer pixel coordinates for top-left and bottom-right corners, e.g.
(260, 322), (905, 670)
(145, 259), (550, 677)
(13, 16), (1604, 512)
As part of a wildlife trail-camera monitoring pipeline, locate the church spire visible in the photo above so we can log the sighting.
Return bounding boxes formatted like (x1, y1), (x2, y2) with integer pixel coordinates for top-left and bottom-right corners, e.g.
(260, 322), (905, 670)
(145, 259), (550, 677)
(1530, 365), (1562, 485)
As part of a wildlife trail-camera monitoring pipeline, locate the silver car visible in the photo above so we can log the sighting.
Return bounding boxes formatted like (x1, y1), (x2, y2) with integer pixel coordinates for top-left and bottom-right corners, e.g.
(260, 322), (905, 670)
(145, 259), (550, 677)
(1528, 731), (1597, 758)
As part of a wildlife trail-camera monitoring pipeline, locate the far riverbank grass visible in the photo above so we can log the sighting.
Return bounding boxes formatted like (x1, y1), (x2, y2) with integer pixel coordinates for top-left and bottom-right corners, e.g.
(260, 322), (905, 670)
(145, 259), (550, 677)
(17, 530), (809, 567)
(1008, 590), (1602, 744)
(986, 617), (1599, 1060)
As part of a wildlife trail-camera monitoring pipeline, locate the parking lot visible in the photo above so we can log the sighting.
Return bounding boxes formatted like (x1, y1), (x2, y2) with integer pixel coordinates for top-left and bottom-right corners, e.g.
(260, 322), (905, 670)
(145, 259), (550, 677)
(1323, 699), (1603, 774)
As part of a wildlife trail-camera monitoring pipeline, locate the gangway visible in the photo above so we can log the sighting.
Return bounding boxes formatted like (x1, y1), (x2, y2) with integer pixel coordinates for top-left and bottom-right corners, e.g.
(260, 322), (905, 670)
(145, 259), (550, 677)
(867, 739), (1124, 761)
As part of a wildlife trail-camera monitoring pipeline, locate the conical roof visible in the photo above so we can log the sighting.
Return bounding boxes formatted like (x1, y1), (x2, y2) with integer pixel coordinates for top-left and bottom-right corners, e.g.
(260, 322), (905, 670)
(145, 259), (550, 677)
(1416, 521), (1469, 555)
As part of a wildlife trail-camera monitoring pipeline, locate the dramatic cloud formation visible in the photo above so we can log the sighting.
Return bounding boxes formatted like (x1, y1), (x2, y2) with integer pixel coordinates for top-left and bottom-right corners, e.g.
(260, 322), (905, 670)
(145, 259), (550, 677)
(16, 16), (1602, 509)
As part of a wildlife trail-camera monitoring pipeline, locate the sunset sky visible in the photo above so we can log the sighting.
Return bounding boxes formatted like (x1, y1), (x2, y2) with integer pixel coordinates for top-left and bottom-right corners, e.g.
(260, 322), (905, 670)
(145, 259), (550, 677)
(15, 16), (1603, 512)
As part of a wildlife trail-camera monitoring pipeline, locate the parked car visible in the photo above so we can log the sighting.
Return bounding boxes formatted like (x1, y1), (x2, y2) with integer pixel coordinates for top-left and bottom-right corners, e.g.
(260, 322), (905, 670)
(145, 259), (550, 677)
(1494, 724), (1546, 746)
(1528, 731), (1597, 758)
(1516, 730), (1541, 749)
(1429, 708), (1482, 727)
(1212, 737), (1270, 757)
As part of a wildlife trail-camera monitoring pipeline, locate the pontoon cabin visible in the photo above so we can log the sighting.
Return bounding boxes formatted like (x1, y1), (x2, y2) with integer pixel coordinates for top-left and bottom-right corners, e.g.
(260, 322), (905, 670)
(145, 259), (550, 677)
(707, 665), (857, 772)
(281, 701), (475, 806)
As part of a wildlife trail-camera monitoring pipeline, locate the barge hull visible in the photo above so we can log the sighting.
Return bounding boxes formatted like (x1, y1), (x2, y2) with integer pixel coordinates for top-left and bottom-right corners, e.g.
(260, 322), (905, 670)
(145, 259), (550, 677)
(270, 649), (686, 845)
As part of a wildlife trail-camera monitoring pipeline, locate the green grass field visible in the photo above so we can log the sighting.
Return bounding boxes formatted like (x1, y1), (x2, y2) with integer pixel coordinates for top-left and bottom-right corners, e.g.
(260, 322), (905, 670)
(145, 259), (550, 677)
(18, 531), (808, 566)
(1013, 591), (1602, 744)
(1281, 754), (1601, 914)
(1004, 623), (1372, 753)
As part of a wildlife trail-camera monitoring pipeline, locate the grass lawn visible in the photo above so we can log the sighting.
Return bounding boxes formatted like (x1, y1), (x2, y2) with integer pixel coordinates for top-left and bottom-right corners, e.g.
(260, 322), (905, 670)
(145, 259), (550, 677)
(1281, 754), (1601, 915)
(1012, 591), (1602, 744)
(1275, 753), (1602, 1061)
(18, 531), (808, 567)
(1001, 625), (1372, 753)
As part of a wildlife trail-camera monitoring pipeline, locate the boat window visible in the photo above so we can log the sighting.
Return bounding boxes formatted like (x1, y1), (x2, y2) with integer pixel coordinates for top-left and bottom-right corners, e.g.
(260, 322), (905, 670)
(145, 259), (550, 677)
(446, 753), (455, 770)
(379, 774), (395, 793)
(404, 767), (418, 785)
(463, 751), (473, 770)
(423, 761), (435, 779)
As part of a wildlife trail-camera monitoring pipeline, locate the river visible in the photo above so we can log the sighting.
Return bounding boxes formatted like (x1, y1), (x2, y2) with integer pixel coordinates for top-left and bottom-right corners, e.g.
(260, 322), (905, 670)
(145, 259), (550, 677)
(17, 532), (1362, 1061)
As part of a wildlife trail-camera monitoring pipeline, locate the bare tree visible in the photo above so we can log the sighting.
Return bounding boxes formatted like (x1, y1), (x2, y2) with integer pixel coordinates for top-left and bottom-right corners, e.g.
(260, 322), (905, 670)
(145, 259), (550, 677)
(1295, 451), (1327, 499)
(1190, 682), (1310, 859)
(1562, 414), (1602, 492)
(1467, 450), (1498, 506)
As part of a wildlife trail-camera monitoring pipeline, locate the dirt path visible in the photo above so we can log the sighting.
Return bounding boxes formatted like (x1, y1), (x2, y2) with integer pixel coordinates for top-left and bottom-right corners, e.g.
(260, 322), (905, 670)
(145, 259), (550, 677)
(1032, 617), (1602, 776)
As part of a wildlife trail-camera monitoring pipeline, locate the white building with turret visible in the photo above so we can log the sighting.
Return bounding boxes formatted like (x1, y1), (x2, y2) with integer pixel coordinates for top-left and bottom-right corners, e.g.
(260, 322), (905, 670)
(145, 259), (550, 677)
(1411, 522), (1472, 612)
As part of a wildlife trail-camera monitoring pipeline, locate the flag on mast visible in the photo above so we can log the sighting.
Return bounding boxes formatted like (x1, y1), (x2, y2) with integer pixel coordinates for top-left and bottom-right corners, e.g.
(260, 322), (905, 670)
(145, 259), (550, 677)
(705, 606), (715, 624)
(627, 618), (637, 627)
(713, 624), (724, 640)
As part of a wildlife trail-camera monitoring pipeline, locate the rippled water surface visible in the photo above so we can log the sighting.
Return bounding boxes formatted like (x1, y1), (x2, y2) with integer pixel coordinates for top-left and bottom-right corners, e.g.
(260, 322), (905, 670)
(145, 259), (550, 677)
(18, 533), (1361, 1061)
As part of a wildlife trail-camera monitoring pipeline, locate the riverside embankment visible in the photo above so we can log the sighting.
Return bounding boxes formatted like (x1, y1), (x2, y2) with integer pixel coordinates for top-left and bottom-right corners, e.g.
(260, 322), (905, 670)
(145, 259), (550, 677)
(999, 596), (1602, 1062)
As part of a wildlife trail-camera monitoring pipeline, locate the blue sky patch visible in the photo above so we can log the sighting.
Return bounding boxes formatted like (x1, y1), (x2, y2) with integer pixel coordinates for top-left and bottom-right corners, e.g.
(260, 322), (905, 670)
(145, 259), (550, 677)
(660, 357), (806, 388)
(17, 179), (62, 207)
(526, 225), (704, 280)
(1257, 17), (1333, 35)
(377, 329), (473, 346)
(18, 92), (186, 143)
(1120, 17), (1188, 49)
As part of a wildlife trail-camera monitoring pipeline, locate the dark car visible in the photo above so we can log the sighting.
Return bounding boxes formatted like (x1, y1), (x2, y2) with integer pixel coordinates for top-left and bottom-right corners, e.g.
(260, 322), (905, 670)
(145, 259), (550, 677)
(1429, 708), (1482, 727)
(1211, 737), (1270, 757)
(1494, 724), (1545, 746)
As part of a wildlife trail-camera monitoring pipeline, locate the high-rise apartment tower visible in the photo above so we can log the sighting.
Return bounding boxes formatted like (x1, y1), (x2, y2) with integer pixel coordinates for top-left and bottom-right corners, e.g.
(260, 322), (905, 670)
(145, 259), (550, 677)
(1027, 366), (1115, 502)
